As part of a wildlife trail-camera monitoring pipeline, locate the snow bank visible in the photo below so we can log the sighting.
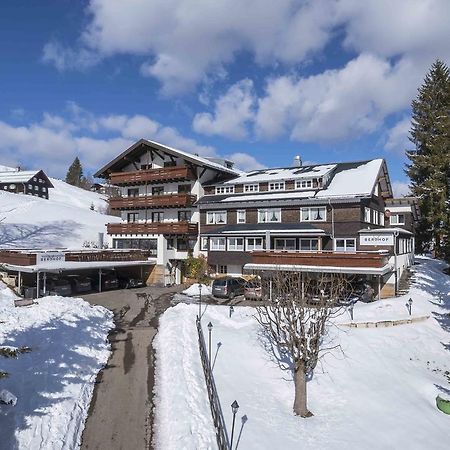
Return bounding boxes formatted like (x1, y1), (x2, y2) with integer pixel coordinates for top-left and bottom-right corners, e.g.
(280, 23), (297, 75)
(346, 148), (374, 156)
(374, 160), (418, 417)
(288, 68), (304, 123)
(155, 257), (450, 449)
(0, 284), (114, 449)
(182, 283), (212, 297)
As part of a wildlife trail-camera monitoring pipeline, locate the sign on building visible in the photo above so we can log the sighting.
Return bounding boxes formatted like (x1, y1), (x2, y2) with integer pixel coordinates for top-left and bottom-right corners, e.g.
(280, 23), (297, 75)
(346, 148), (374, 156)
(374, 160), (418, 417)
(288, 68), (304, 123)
(359, 234), (394, 246)
(36, 252), (65, 267)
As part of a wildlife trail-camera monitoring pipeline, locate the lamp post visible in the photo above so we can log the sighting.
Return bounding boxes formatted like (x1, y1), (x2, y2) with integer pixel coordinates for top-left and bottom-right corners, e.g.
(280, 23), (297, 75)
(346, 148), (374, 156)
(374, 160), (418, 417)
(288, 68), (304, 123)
(406, 297), (413, 316)
(198, 283), (202, 320)
(230, 400), (239, 450)
(348, 303), (354, 321)
(229, 305), (234, 318)
(207, 322), (213, 370)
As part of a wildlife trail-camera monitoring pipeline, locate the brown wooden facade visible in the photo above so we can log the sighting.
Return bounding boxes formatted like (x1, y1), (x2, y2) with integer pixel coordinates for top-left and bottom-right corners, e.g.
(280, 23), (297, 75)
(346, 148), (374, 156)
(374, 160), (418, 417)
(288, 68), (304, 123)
(109, 166), (196, 186)
(109, 193), (196, 210)
(107, 221), (198, 236)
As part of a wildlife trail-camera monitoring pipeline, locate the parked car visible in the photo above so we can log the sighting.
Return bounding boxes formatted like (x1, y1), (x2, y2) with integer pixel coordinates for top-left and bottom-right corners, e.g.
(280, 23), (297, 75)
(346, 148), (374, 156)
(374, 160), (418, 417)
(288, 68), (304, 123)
(118, 276), (146, 289)
(93, 272), (119, 291)
(63, 275), (92, 293)
(244, 280), (262, 300)
(212, 277), (246, 299)
(43, 277), (72, 297)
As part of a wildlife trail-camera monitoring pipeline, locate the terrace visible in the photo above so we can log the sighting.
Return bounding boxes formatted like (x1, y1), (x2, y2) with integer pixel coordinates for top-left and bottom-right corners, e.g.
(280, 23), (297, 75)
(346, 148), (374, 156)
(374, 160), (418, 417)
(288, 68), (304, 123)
(109, 166), (196, 186)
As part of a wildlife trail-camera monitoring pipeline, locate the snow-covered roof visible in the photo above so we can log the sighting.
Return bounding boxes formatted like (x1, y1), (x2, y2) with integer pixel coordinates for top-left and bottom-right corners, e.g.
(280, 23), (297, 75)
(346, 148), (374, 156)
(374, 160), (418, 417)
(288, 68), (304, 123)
(221, 164), (337, 184)
(0, 170), (53, 185)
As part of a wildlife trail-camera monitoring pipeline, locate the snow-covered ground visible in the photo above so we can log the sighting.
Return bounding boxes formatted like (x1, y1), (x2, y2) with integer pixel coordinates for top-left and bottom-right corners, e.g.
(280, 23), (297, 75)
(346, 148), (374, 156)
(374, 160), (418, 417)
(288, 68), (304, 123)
(181, 283), (212, 297)
(0, 283), (113, 449)
(0, 179), (120, 249)
(154, 256), (450, 449)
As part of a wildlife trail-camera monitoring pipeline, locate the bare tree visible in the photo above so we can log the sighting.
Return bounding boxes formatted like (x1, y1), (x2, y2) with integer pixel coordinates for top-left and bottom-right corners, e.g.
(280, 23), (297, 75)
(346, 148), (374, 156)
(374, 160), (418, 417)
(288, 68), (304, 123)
(256, 271), (352, 417)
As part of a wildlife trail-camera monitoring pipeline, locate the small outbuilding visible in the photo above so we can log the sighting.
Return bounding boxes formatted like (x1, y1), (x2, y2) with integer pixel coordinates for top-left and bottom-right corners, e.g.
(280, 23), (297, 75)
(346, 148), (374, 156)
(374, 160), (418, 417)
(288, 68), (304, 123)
(0, 169), (54, 199)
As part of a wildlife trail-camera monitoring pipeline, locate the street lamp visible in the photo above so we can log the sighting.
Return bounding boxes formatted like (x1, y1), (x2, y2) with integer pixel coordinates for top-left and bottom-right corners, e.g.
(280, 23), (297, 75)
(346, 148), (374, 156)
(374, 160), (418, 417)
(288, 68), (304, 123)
(229, 305), (234, 318)
(230, 400), (239, 449)
(406, 297), (413, 316)
(207, 322), (213, 370)
(198, 283), (203, 320)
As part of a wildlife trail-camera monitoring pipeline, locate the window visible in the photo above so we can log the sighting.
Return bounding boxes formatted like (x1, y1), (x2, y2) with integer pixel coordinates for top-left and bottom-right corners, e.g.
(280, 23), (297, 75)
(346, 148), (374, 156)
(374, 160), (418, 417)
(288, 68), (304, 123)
(34, 185), (38, 191)
(42, 187), (47, 192)
(300, 207), (326, 222)
(244, 184), (259, 192)
(300, 239), (319, 251)
(364, 207), (371, 223)
(201, 237), (208, 251)
(33, 177), (37, 182)
(151, 211), (164, 222)
(380, 212), (385, 226)
(335, 238), (356, 252)
(178, 210), (191, 221)
(178, 184), (191, 194)
(258, 208), (281, 223)
(140, 164), (152, 170)
(228, 237), (244, 251)
(177, 239), (188, 251)
(373, 210), (379, 225)
(152, 186), (164, 196)
(128, 188), (139, 197)
(246, 237), (264, 251)
(274, 238), (296, 251)
(215, 186), (234, 194)
(269, 181), (285, 191)
(206, 211), (227, 224)
(390, 214), (405, 225)
(237, 210), (246, 224)
(296, 179), (313, 190)
(210, 237), (226, 251)
(217, 265), (227, 274)
(127, 212), (139, 223)
(167, 238), (175, 250)
(28, 184), (32, 190)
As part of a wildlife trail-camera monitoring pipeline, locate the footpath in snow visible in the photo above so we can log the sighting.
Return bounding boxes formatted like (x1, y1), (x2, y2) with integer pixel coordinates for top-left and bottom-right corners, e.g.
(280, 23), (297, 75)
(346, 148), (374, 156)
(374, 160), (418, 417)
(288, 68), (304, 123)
(154, 256), (450, 449)
(0, 283), (113, 449)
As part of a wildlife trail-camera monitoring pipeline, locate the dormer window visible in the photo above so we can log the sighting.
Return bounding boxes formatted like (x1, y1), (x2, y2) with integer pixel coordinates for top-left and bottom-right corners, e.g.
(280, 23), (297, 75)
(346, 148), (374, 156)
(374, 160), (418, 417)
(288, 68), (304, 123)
(296, 179), (313, 190)
(244, 184), (259, 193)
(215, 186), (234, 194)
(268, 182), (284, 191)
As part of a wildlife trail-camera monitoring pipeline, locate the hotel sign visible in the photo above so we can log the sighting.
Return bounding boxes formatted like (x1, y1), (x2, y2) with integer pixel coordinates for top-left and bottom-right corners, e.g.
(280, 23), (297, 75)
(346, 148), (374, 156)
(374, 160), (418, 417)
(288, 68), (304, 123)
(36, 252), (65, 267)
(359, 234), (394, 246)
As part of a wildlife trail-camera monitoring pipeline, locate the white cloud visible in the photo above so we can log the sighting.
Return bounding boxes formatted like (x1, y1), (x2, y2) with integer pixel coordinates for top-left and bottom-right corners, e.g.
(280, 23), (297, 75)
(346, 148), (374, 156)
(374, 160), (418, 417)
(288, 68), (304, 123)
(226, 152), (266, 171)
(392, 180), (411, 197)
(193, 79), (255, 139)
(384, 118), (412, 154)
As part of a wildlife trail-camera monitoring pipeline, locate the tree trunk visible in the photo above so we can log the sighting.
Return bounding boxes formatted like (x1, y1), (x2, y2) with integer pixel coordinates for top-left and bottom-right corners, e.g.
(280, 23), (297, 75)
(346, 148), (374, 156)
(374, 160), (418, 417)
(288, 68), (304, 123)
(293, 368), (313, 417)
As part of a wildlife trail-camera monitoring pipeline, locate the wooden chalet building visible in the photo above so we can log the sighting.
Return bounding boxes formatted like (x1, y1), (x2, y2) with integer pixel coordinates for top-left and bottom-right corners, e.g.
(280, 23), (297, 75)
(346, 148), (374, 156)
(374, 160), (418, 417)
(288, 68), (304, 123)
(0, 169), (53, 199)
(198, 159), (415, 298)
(94, 139), (239, 284)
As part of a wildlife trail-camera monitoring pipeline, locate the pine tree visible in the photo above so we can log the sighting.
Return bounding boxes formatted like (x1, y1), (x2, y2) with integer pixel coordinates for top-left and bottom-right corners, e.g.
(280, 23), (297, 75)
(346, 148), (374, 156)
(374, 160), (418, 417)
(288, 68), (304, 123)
(405, 60), (450, 260)
(65, 157), (84, 187)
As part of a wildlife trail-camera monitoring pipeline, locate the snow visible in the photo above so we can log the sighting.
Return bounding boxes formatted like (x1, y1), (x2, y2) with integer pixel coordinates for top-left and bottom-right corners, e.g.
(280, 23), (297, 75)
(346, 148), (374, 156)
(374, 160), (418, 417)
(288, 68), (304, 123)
(0, 165), (18, 172)
(181, 283), (212, 297)
(316, 159), (383, 198)
(155, 256), (450, 449)
(220, 190), (316, 202)
(0, 283), (114, 449)
(0, 182), (120, 249)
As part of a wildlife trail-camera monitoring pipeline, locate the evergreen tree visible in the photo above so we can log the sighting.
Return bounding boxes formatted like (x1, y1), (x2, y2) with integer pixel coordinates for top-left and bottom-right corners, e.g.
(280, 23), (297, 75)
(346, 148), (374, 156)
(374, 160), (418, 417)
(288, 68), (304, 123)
(405, 60), (450, 260)
(65, 157), (84, 187)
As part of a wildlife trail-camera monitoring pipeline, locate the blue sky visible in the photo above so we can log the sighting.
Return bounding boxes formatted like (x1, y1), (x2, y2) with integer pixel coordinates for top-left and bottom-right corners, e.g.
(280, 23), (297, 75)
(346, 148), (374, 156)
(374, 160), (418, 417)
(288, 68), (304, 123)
(1, 1), (449, 196)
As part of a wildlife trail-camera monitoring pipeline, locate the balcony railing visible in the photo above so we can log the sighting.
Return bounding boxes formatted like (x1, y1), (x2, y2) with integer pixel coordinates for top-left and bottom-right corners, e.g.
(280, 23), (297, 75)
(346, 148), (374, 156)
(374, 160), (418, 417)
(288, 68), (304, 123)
(109, 166), (196, 186)
(109, 193), (196, 210)
(107, 221), (198, 235)
(250, 250), (389, 268)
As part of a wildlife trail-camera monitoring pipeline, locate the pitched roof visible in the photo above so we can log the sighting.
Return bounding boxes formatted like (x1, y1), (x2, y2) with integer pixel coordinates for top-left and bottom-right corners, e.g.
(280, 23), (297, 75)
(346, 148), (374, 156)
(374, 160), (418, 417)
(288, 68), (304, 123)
(0, 169), (53, 187)
(94, 139), (241, 178)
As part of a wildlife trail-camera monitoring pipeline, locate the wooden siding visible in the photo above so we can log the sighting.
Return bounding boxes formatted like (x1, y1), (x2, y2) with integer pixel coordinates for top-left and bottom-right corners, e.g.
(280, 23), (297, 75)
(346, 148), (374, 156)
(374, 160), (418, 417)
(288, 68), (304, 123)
(109, 166), (196, 186)
(109, 193), (196, 210)
(107, 221), (198, 235)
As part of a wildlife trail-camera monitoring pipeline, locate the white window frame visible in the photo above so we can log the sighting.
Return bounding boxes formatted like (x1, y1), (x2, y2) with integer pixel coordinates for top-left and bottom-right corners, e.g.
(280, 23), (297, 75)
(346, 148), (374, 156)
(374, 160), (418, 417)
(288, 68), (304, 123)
(217, 264), (227, 274)
(364, 207), (371, 223)
(246, 237), (264, 251)
(210, 237), (226, 251)
(380, 212), (385, 226)
(258, 208), (281, 223)
(300, 207), (326, 222)
(200, 237), (208, 251)
(268, 181), (285, 191)
(244, 184), (259, 193)
(334, 238), (356, 252)
(274, 238), (297, 251)
(295, 179), (313, 190)
(236, 210), (246, 224)
(390, 213), (405, 225)
(373, 210), (379, 225)
(227, 237), (244, 251)
(215, 185), (235, 195)
(206, 211), (227, 225)
(299, 238), (319, 251)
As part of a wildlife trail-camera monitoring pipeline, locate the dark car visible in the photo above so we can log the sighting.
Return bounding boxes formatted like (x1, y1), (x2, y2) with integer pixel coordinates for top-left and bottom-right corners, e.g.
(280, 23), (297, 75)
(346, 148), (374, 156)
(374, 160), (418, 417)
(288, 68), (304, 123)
(212, 277), (246, 299)
(63, 275), (92, 293)
(118, 276), (146, 289)
(244, 280), (262, 300)
(43, 278), (72, 297)
(93, 272), (119, 291)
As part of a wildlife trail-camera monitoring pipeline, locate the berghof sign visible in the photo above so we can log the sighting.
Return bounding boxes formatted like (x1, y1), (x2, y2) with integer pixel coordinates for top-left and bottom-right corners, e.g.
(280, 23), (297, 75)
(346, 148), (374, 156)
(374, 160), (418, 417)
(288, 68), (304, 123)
(359, 234), (394, 246)
(36, 252), (65, 267)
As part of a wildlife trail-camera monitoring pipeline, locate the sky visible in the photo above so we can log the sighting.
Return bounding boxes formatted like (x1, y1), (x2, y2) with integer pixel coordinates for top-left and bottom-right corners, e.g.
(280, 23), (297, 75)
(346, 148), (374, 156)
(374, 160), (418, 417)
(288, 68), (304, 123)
(1, 0), (449, 196)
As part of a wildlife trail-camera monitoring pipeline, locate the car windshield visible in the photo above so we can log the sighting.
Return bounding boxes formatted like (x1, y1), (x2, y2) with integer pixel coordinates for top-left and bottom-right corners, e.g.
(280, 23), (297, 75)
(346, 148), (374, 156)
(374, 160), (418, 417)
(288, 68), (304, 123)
(213, 279), (227, 287)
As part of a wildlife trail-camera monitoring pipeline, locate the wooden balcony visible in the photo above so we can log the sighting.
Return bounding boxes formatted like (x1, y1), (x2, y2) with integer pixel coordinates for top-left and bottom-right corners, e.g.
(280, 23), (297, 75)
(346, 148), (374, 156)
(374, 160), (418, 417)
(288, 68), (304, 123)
(107, 221), (198, 235)
(109, 166), (196, 186)
(250, 251), (389, 268)
(109, 193), (196, 210)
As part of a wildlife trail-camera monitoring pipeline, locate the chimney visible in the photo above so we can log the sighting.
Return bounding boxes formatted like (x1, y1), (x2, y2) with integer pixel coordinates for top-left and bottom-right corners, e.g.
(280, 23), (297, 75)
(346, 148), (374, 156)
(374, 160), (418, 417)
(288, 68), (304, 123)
(293, 155), (302, 167)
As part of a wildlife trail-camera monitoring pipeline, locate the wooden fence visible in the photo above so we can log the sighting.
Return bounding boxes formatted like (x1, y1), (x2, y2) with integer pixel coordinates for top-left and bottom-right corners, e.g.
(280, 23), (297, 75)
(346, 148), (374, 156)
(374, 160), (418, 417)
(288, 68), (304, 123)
(196, 318), (231, 450)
